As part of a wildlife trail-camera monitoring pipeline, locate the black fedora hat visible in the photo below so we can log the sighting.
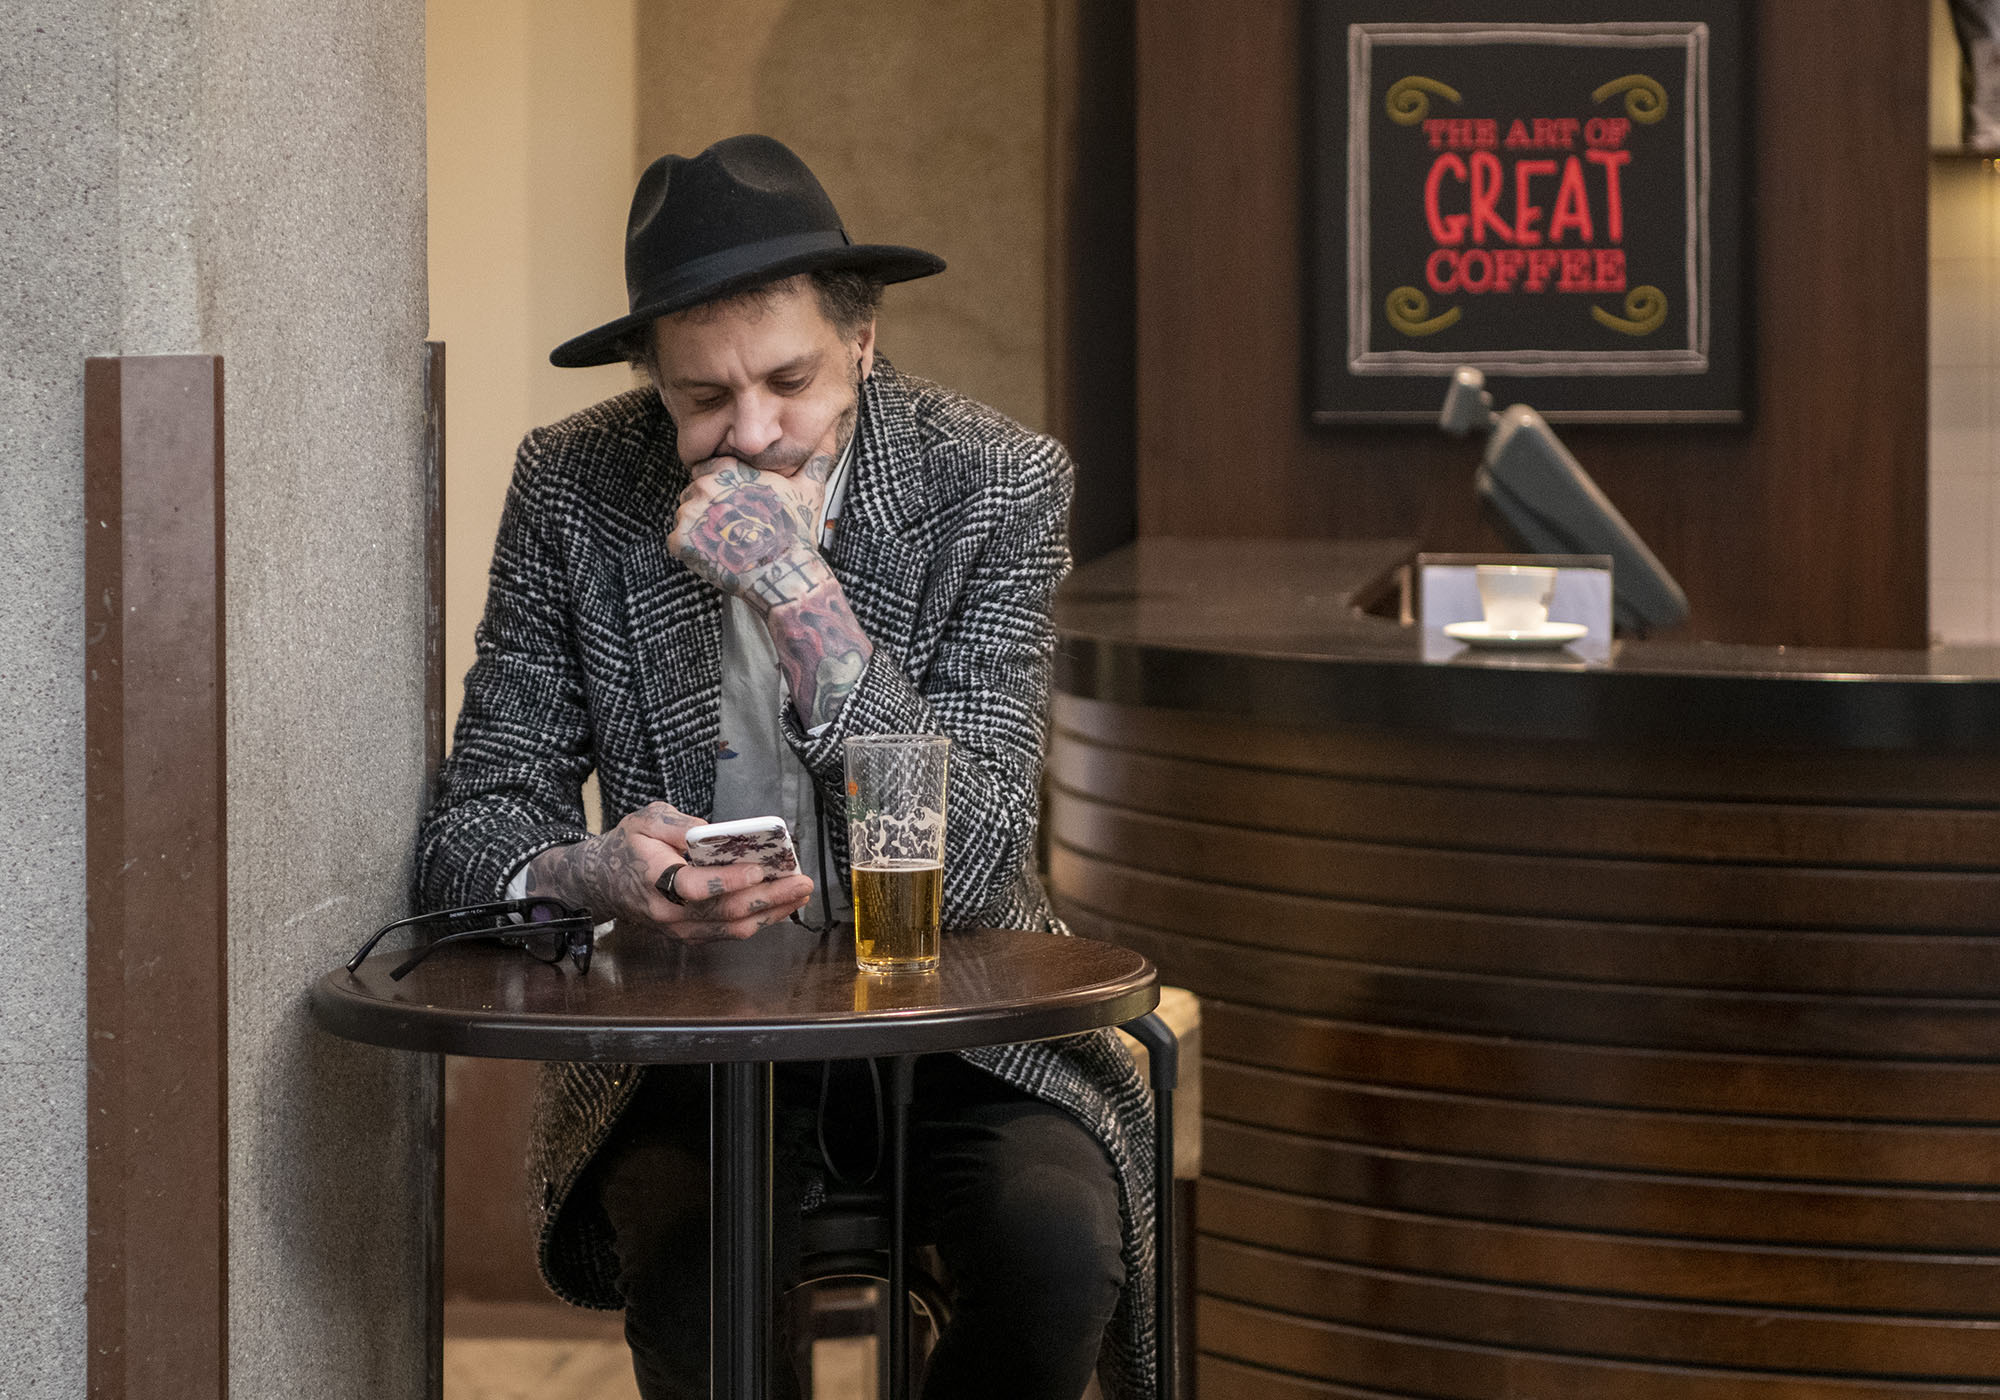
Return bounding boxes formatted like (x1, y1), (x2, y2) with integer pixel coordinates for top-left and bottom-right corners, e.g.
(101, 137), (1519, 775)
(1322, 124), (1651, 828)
(550, 134), (945, 368)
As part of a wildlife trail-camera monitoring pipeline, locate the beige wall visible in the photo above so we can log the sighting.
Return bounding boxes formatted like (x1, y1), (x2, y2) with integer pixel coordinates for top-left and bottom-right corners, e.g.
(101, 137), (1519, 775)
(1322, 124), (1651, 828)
(637, 0), (1051, 430)
(428, 0), (641, 747)
(1928, 0), (2000, 641)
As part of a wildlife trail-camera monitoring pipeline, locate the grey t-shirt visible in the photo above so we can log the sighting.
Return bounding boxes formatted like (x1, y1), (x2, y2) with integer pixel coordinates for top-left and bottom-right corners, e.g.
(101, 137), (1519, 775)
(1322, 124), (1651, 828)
(708, 434), (855, 923)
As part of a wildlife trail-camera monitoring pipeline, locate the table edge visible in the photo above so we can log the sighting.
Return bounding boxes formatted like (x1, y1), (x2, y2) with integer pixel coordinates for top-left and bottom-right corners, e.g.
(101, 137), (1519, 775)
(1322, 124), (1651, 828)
(309, 970), (1160, 1063)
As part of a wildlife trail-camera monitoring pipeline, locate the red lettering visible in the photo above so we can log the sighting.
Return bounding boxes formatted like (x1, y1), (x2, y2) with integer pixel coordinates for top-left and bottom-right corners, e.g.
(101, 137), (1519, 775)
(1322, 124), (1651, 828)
(1426, 247), (1460, 293)
(1512, 158), (1557, 246)
(1459, 248), (1494, 292)
(1469, 151), (1511, 245)
(1585, 116), (1631, 149)
(1535, 117), (1579, 149)
(1424, 154), (1468, 244)
(1504, 118), (1532, 149)
(1586, 148), (1631, 243)
(1433, 118), (1497, 151)
(1526, 248), (1561, 292)
(1593, 247), (1627, 291)
(1424, 246), (1625, 295)
(1547, 156), (1594, 244)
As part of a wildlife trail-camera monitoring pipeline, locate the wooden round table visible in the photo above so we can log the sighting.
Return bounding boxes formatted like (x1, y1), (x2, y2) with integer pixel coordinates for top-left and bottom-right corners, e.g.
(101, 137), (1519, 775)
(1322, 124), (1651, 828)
(311, 921), (1158, 1400)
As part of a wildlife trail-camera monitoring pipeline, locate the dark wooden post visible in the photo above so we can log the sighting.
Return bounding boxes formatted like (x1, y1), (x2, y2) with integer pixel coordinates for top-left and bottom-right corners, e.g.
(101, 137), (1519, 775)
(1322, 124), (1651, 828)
(85, 354), (228, 1400)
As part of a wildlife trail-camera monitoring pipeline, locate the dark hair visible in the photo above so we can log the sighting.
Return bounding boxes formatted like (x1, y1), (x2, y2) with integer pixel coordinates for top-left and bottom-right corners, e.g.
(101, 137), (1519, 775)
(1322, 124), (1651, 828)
(619, 269), (885, 374)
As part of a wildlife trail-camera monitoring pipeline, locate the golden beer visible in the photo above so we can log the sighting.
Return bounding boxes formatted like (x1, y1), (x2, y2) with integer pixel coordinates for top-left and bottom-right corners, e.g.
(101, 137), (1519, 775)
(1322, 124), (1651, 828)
(853, 859), (942, 972)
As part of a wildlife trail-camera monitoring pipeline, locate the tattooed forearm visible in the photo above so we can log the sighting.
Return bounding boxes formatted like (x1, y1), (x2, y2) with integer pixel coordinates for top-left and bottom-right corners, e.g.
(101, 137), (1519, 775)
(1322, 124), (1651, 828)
(744, 548), (827, 612)
(525, 829), (656, 912)
(766, 572), (872, 730)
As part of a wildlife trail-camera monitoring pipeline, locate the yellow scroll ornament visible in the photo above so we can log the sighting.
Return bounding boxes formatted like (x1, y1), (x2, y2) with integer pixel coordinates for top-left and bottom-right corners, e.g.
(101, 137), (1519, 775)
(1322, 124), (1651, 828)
(1591, 74), (1667, 123)
(1386, 286), (1461, 337)
(1385, 76), (1462, 125)
(1591, 285), (1667, 336)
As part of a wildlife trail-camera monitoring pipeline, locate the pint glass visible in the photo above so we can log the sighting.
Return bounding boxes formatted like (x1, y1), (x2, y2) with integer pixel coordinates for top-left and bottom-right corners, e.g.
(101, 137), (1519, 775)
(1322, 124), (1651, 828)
(843, 734), (949, 973)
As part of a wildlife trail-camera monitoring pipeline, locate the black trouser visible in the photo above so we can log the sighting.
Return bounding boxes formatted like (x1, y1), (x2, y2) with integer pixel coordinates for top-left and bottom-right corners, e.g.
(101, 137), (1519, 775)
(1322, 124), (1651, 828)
(592, 1053), (1125, 1400)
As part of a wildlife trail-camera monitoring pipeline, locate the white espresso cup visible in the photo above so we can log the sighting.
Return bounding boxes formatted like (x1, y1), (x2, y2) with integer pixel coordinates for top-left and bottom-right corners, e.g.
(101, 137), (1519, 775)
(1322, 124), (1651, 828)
(1475, 564), (1558, 633)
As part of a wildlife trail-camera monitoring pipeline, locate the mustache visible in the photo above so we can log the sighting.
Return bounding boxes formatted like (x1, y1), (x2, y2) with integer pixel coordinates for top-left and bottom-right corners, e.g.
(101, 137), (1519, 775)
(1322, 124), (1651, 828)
(718, 443), (813, 473)
(711, 402), (860, 475)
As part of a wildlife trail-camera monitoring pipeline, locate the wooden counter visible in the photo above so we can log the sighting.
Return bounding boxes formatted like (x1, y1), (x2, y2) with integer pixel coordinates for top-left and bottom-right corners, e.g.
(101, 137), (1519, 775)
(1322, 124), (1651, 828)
(1048, 539), (2000, 1399)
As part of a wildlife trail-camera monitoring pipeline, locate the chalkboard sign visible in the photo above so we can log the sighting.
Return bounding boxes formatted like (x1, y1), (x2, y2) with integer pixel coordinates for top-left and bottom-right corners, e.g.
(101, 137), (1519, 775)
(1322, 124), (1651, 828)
(1308, 1), (1745, 423)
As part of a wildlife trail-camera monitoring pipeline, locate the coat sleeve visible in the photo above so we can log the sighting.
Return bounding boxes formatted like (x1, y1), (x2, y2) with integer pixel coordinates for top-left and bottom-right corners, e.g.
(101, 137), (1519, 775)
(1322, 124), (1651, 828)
(414, 431), (595, 909)
(782, 432), (1073, 927)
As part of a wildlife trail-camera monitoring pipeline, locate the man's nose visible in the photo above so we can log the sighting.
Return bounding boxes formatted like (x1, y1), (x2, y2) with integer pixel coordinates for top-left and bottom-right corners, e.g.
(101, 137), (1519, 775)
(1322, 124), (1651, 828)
(726, 393), (783, 458)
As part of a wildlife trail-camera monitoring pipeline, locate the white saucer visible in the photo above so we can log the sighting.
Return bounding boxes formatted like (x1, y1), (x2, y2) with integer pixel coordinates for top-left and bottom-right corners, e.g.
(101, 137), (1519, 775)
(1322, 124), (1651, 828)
(1443, 619), (1589, 649)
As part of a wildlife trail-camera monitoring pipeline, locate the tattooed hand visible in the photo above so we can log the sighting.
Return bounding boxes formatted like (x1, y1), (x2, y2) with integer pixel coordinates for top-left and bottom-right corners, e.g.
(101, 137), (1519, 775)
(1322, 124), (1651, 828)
(667, 418), (841, 610)
(524, 801), (815, 942)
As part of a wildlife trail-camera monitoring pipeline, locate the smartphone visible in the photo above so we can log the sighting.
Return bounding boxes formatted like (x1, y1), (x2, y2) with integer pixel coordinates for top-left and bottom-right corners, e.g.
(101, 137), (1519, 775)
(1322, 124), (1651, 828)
(682, 815), (800, 875)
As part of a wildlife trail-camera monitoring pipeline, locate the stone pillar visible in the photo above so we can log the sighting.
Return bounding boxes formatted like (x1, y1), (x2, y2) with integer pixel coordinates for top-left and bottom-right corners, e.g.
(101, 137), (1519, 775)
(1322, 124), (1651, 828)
(1, 2), (433, 1396)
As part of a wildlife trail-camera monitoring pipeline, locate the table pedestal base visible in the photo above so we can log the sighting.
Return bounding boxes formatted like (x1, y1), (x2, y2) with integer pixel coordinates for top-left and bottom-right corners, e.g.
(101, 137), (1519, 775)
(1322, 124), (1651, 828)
(711, 1062), (772, 1399)
(709, 1057), (921, 1400)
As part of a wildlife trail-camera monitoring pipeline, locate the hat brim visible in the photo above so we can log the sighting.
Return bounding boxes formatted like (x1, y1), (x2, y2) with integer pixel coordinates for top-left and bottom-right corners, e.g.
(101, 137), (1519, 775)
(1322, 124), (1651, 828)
(549, 243), (945, 369)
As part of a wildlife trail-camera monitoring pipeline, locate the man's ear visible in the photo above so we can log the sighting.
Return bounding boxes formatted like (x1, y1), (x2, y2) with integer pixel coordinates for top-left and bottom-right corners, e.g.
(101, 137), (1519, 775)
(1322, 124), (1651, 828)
(643, 323), (671, 405)
(855, 319), (878, 381)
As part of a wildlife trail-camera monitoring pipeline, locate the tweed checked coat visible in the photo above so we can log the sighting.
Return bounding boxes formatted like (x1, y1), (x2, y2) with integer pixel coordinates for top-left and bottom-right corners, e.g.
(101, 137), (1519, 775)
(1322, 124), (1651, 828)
(414, 359), (1156, 1396)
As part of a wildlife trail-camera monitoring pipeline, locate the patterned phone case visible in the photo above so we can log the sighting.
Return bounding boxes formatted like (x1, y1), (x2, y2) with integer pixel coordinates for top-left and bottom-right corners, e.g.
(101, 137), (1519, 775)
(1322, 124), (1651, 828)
(684, 820), (799, 874)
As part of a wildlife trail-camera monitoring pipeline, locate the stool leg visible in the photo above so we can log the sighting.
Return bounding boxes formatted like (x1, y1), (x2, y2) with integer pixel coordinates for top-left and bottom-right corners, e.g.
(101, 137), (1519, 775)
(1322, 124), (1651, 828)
(886, 1055), (916, 1400)
(711, 1061), (773, 1400)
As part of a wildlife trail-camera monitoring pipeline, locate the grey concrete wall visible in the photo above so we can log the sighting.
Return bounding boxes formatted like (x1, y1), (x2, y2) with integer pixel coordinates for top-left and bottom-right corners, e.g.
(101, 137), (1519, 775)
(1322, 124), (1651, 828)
(0, 1), (434, 1396)
(202, 3), (435, 1396)
(0, 6), (117, 1393)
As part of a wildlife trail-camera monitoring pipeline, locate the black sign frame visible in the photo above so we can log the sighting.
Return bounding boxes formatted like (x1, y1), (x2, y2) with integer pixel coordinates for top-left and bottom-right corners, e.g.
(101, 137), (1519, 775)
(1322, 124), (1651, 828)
(1307, 0), (1747, 424)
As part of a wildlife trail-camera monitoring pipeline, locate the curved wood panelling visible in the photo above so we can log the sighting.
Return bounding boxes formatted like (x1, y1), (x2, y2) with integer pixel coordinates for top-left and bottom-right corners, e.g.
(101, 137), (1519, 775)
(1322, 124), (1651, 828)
(1195, 1297), (1994, 1400)
(1198, 1237), (2000, 1376)
(1197, 1180), (2000, 1311)
(1203, 1061), (2000, 1186)
(1052, 848), (2000, 997)
(1202, 1120), (2000, 1250)
(1196, 1001), (2000, 1123)
(1052, 732), (2000, 869)
(1057, 693), (2000, 805)
(1054, 797), (2000, 931)
(1045, 699), (2000, 1397)
(1064, 903), (2000, 1059)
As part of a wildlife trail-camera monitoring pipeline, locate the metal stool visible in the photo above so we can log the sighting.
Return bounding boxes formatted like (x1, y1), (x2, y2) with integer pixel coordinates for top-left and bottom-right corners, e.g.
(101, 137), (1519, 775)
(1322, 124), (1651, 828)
(790, 1010), (1181, 1400)
(790, 1182), (952, 1393)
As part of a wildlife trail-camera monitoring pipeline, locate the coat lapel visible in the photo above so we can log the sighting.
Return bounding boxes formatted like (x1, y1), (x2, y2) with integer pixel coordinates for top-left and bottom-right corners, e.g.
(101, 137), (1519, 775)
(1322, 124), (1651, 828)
(831, 362), (966, 669)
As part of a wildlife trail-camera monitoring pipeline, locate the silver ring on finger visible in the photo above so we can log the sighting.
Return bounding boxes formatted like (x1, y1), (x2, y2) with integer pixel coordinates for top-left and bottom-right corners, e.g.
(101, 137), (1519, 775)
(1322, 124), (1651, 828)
(657, 862), (692, 906)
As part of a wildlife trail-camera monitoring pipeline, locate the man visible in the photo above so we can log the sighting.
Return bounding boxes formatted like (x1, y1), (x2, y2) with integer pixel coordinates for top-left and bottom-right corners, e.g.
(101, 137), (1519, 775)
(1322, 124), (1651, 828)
(415, 135), (1155, 1399)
